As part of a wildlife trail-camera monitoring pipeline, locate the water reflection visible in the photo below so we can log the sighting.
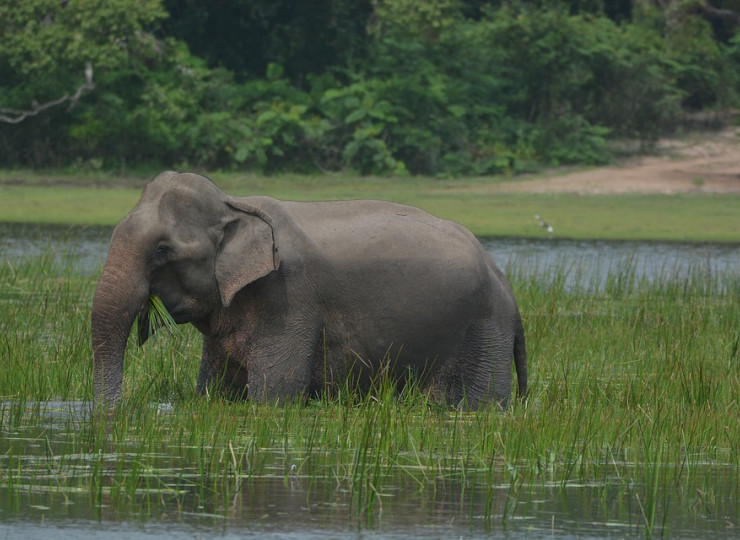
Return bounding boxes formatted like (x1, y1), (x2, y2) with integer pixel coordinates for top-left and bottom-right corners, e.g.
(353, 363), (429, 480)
(2, 402), (736, 539)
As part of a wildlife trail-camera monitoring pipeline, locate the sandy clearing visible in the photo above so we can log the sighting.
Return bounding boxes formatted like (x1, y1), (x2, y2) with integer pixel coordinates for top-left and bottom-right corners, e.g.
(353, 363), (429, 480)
(495, 127), (740, 194)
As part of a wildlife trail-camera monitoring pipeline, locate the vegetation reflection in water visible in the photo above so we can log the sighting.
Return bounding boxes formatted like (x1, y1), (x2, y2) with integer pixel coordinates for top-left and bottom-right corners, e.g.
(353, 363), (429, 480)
(1, 251), (739, 537)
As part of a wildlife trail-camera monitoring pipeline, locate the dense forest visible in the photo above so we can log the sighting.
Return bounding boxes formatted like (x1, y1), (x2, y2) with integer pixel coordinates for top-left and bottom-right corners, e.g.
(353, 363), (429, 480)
(2, 0), (740, 176)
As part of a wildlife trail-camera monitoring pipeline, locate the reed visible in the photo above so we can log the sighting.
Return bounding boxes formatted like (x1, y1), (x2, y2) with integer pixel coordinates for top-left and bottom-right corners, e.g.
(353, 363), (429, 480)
(1, 251), (738, 535)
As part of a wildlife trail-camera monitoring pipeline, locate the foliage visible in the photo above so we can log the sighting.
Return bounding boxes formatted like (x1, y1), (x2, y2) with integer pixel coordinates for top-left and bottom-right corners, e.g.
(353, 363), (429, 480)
(1, 1), (740, 175)
(161, 0), (373, 84)
(0, 0), (166, 165)
(369, 0), (463, 38)
(0, 0), (165, 78)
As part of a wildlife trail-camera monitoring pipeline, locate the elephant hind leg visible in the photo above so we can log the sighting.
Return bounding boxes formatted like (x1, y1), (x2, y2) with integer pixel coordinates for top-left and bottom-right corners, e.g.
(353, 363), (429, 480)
(426, 319), (514, 410)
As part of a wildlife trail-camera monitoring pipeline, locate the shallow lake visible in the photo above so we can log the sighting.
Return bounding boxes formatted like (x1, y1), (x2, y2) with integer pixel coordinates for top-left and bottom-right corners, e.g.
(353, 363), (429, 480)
(2, 222), (738, 288)
(1, 223), (739, 538)
(2, 401), (737, 539)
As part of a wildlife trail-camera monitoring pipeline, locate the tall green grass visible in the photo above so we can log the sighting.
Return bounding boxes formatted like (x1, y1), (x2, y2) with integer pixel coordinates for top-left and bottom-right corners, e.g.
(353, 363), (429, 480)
(1, 251), (738, 535)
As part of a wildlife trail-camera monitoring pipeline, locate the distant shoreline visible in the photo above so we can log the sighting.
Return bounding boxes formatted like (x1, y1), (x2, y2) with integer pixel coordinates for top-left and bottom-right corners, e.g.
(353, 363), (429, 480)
(1, 164), (739, 243)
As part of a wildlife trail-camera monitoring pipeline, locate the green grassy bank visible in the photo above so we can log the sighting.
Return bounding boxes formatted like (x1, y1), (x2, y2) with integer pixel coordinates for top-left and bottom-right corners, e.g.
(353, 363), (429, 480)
(1, 170), (739, 241)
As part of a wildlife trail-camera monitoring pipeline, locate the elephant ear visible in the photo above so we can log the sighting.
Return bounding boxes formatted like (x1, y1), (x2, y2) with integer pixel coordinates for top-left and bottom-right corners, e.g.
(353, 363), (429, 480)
(216, 200), (280, 307)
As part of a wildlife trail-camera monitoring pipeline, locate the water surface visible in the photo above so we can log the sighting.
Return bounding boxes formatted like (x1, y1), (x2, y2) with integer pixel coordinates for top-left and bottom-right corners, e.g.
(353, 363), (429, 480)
(2, 402), (736, 539)
(2, 222), (737, 286)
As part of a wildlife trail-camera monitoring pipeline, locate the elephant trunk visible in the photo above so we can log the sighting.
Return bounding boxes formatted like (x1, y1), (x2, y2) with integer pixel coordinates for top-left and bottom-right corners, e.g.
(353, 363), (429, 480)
(91, 257), (149, 406)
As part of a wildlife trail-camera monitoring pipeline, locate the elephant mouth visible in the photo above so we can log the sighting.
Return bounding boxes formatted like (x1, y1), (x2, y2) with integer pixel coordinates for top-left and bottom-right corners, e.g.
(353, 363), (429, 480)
(136, 294), (181, 346)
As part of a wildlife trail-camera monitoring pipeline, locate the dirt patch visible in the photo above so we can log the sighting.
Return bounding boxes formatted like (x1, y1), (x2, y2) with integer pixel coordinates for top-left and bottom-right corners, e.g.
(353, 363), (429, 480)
(496, 127), (740, 194)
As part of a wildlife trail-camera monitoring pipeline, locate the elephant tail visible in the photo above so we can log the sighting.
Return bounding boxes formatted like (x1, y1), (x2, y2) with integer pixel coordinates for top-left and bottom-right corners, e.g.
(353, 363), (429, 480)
(514, 321), (527, 401)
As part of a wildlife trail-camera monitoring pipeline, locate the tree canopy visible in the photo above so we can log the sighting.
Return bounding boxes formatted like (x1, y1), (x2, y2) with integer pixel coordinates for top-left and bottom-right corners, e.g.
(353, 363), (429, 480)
(2, 0), (739, 176)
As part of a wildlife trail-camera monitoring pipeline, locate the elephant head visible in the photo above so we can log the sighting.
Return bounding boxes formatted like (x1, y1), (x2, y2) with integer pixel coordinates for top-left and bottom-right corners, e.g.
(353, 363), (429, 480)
(91, 172), (280, 405)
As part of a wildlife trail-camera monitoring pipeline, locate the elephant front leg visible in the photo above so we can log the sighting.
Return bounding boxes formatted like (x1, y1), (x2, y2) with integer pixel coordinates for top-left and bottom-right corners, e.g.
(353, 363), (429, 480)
(196, 342), (222, 398)
(246, 352), (312, 403)
(196, 359), (217, 397)
(244, 333), (317, 403)
(196, 357), (250, 400)
(198, 335), (312, 402)
(196, 339), (249, 399)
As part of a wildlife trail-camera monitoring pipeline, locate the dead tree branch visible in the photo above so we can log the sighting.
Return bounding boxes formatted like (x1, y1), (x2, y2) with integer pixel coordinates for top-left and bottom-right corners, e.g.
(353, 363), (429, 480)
(0, 62), (94, 124)
(699, 3), (740, 25)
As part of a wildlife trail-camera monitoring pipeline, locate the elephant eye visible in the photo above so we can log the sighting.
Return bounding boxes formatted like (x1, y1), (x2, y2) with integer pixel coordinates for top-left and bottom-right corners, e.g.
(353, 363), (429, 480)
(153, 244), (172, 262)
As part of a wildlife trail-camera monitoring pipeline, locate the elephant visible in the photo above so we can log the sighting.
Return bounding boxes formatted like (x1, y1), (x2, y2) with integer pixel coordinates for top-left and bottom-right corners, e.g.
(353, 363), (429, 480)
(91, 171), (527, 409)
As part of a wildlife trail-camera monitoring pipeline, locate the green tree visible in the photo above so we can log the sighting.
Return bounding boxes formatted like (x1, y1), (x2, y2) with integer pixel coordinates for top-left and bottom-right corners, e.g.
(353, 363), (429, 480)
(161, 0), (373, 84)
(0, 0), (166, 122)
(369, 0), (463, 39)
(0, 0), (167, 166)
(1, 0), (738, 174)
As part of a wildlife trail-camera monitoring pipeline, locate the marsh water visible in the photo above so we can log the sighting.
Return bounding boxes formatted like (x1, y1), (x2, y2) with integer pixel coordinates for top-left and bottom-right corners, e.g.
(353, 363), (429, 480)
(2, 222), (738, 287)
(3, 400), (738, 539)
(2, 223), (739, 538)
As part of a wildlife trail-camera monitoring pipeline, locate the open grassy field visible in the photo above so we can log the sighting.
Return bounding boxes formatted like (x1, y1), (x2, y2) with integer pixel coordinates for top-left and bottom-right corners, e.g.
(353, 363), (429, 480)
(1, 170), (739, 241)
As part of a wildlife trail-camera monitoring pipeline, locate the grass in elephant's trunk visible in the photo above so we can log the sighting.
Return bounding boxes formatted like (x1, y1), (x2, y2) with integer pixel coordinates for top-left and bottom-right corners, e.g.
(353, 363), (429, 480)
(1, 253), (739, 537)
(136, 294), (180, 345)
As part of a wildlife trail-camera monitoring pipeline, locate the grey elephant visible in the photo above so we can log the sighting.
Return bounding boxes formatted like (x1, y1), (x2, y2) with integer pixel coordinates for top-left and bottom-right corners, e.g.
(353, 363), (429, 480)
(92, 172), (527, 409)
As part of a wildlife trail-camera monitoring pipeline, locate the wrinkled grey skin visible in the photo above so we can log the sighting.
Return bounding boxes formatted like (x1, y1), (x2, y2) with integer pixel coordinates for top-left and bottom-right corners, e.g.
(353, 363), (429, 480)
(92, 172), (527, 409)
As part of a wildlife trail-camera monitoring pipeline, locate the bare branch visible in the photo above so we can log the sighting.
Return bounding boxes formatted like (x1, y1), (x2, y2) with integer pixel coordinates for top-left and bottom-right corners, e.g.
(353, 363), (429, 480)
(0, 62), (95, 124)
(700, 2), (740, 25)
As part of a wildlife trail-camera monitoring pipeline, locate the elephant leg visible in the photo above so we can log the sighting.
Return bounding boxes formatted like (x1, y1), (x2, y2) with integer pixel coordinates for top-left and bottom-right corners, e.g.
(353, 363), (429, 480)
(196, 341), (219, 396)
(431, 319), (514, 410)
(243, 336), (316, 402)
(198, 331), (314, 402)
(476, 327), (516, 411)
(489, 338), (515, 410)
(197, 338), (250, 399)
(247, 355), (312, 402)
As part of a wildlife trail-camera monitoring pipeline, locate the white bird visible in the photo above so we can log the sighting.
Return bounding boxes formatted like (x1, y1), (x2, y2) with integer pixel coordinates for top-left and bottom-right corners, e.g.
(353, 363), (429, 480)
(534, 214), (554, 234)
